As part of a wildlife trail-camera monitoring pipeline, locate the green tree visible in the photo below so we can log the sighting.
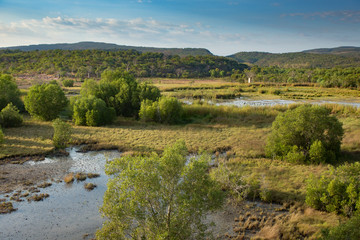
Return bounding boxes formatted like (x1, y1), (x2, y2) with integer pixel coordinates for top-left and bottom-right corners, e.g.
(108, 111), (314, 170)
(72, 96), (115, 126)
(0, 103), (23, 128)
(97, 140), (225, 240)
(52, 118), (71, 149)
(265, 105), (343, 164)
(0, 74), (23, 111)
(0, 128), (4, 144)
(139, 97), (183, 124)
(138, 81), (161, 102)
(24, 83), (68, 121)
(320, 215), (360, 240)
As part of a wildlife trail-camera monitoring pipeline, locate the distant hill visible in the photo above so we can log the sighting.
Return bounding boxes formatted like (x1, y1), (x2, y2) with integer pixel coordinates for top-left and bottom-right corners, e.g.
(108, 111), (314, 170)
(1, 41), (213, 57)
(227, 47), (360, 68)
(302, 46), (360, 56)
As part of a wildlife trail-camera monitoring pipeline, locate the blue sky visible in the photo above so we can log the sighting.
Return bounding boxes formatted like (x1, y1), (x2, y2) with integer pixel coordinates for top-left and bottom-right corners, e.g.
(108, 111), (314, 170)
(0, 0), (359, 55)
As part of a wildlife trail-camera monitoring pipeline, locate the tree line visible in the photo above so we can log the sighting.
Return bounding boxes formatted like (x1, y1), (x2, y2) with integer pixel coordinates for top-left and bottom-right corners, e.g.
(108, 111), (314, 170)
(232, 66), (360, 88)
(0, 49), (247, 79)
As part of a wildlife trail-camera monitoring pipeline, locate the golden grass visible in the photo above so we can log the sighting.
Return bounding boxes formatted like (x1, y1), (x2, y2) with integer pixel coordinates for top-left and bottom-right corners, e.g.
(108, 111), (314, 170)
(63, 173), (74, 184)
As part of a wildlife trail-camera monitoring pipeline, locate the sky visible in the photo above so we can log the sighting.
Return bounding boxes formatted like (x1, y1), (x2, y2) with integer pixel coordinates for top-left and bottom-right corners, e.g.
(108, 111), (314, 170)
(0, 0), (359, 55)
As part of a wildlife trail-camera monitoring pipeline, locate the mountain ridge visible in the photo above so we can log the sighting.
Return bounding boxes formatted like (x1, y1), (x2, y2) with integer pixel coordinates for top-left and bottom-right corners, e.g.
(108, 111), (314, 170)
(0, 41), (213, 57)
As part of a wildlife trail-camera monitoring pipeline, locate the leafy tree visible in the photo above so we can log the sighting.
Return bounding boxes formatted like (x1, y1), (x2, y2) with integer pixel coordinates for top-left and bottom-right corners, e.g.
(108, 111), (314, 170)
(320, 215), (360, 240)
(97, 140), (224, 240)
(0, 128), (4, 144)
(24, 83), (68, 121)
(52, 118), (71, 149)
(0, 74), (23, 111)
(306, 162), (360, 216)
(72, 96), (115, 126)
(265, 105), (343, 164)
(62, 79), (74, 87)
(0, 103), (23, 128)
(139, 97), (183, 124)
(138, 81), (161, 102)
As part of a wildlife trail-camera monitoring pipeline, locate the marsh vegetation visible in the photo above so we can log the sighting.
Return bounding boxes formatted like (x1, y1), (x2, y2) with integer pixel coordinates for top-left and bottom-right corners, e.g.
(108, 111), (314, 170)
(0, 69), (360, 239)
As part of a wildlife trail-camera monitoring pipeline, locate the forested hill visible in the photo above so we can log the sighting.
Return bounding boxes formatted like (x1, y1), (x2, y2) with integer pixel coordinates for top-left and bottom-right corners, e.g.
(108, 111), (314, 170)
(1, 41), (213, 57)
(228, 48), (360, 68)
(302, 46), (360, 57)
(0, 49), (247, 78)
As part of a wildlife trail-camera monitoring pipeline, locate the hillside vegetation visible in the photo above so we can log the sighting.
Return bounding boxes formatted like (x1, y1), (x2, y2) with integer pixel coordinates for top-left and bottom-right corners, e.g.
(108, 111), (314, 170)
(1, 41), (213, 57)
(228, 50), (360, 68)
(0, 49), (247, 78)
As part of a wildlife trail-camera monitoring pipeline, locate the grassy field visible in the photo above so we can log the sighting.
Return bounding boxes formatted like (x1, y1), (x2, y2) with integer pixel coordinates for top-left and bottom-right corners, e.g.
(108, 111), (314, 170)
(2, 77), (360, 238)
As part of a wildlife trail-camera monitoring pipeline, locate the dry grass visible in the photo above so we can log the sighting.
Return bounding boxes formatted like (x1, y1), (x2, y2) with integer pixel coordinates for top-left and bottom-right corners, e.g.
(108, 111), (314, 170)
(75, 172), (87, 181)
(0, 201), (17, 214)
(84, 183), (97, 191)
(64, 173), (74, 184)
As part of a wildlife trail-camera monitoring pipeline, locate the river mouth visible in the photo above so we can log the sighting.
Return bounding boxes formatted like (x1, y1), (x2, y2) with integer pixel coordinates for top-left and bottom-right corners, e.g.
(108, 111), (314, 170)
(0, 147), (120, 240)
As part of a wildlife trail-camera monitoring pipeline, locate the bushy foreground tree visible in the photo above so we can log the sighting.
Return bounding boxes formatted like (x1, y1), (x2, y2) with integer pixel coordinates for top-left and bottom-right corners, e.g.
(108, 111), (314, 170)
(24, 82), (68, 121)
(320, 215), (360, 240)
(0, 74), (23, 111)
(52, 119), (71, 149)
(72, 96), (115, 126)
(306, 162), (360, 216)
(97, 140), (225, 240)
(139, 96), (183, 124)
(0, 103), (23, 128)
(265, 105), (343, 164)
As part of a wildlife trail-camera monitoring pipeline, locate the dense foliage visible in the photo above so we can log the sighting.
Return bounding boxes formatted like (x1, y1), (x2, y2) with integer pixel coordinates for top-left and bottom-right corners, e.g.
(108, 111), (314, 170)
(52, 118), (71, 149)
(320, 215), (360, 240)
(72, 96), (116, 126)
(231, 66), (360, 88)
(139, 97), (183, 124)
(306, 162), (360, 216)
(24, 82), (68, 121)
(0, 128), (3, 144)
(0, 103), (23, 128)
(0, 49), (247, 78)
(0, 74), (23, 111)
(62, 79), (74, 87)
(228, 51), (360, 68)
(97, 140), (224, 240)
(79, 70), (161, 117)
(265, 105), (343, 164)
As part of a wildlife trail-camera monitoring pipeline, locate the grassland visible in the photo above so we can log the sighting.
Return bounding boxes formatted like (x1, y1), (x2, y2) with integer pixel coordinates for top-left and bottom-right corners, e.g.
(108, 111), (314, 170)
(1, 78), (360, 238)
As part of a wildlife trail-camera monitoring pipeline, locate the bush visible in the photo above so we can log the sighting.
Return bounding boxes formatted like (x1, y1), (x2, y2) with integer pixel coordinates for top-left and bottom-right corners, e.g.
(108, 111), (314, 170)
(52, 119), (71, 149)
(0, 74), (23, 111)
(139, 97), (183, 124)
(0, 103), (23, 128)
(306, 162), (360, 216)
(0, 128), (4, 144)
(97, 140), (224, 239)
(62, 79), (74, 87)
(72, 96), (116, 126)
(320, 215), (360, 240)
(265, 105), (343, 164)
(138, 81), (161, 102)
(24, 83), (68, 121)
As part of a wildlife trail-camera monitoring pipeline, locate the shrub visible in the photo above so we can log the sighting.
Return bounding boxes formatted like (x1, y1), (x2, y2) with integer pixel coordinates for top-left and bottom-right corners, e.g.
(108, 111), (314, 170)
(72, 96), (116, 126)
(0, 74), (23, 111)
(0, 103), (23, 128)
(52, 118), (71, 149)
(62, 79), (74, 87)
(138, 81), (161, 102)
(265, 105), (343, 164)
(320, 215), (360, 240)
(97, 140), (224, 239)
(0, 128), (4, 144)
(139, 97), (183, 124)
(306, 162), (360, 216)
(24, 83), (68, 121)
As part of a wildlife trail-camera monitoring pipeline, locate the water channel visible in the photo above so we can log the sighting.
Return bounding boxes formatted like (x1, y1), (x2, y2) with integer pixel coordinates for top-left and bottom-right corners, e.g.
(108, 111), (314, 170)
(0, 147), (120, 240)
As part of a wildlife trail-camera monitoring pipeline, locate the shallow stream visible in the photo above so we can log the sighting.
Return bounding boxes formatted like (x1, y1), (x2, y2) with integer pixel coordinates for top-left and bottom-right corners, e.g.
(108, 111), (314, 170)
(0, 147), (120, 240)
